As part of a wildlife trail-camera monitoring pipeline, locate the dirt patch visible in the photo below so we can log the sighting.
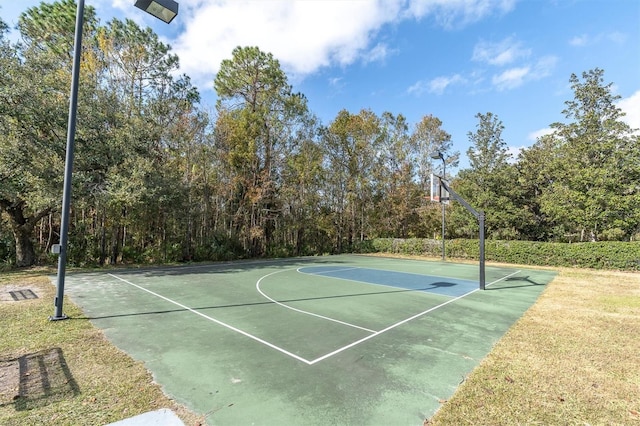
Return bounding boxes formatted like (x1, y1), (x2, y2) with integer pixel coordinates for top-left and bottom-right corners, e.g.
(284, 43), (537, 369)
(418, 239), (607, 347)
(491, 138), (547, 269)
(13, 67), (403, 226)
(0, 361), (20, 406)
(0, 284), (44, 302)
(0, 348), (79, 410)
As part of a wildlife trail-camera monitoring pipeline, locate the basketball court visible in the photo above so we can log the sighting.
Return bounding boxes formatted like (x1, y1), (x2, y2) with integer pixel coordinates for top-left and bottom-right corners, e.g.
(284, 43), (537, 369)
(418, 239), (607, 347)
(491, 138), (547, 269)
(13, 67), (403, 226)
(60, 254), (556, 425)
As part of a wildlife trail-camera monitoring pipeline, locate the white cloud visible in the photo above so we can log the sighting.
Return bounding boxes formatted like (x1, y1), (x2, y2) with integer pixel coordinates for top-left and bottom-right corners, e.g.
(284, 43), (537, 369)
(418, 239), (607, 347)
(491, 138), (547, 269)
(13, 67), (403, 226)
(527, 127), (554, 142)
(492, 66), (530, 90)
(405, 0), (516, 28)
(407, 80), (429, 96)
(428, 74), (465, 95)
(532, 55), (557, 78)
(329, 77), (343, 88)
(506, 145), (524, 162)
(569, 31), (627, 47)
(364, 43), (394, 64)
(163, 1), (404, 89)
(569, 34), (589, 46)
(607, 31), (627, 44)
(472, 37), (531, 66)
(114, 0), (518, 92)
(617, 90), (640, 132)
(491, 56), (557, 91)
(407, 74), (464, 96)
(470, 35), (556, 92)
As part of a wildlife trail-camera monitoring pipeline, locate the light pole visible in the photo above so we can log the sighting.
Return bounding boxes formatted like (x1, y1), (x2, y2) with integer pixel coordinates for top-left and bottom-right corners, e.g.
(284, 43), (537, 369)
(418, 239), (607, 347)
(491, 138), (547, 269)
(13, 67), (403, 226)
(431, 151), (446, 261)
(50, 0), (179, 321)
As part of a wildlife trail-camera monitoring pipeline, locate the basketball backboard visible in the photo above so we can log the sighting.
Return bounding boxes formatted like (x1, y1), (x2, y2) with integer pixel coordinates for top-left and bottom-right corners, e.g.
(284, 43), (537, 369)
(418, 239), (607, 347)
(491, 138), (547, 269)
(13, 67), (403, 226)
(430, 173), (449, 204)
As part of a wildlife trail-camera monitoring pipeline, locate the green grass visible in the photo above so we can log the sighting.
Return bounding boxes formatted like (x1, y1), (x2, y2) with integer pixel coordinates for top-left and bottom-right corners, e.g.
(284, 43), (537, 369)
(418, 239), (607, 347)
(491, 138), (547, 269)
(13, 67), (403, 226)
(0, 270), (204, 426)
(426, 266), (640, 425)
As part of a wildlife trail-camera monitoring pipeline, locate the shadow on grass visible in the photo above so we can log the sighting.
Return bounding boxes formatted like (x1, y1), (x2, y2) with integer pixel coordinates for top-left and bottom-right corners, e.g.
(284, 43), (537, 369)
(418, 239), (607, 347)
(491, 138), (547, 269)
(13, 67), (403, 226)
(0, 348), (80, 411)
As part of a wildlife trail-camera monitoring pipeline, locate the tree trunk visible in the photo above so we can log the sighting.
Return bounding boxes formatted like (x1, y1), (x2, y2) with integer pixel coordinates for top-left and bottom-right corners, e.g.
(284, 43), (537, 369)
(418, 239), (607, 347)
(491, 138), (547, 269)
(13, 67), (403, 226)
(14, 225), (36, 267)
(0, 199), (51, 267)
(99, 208), (107, 266)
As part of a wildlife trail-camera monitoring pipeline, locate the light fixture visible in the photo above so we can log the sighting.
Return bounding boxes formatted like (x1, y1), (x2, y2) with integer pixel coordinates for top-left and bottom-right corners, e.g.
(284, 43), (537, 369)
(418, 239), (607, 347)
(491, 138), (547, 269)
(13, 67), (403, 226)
(430, 151), (444, 161)
(134, 0), (179, 24)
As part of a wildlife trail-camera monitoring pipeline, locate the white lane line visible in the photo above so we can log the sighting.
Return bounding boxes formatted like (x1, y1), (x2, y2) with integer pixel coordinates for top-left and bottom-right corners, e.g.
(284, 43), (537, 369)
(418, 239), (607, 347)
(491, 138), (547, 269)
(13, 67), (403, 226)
(307, 269), (522, 364)
(106, 257), (317, 275)
(256, 269), (377, 333)
(108, 268), (522, 366)
(107, 273), (314, 365)
(297, 267), (472, 295)
(301, 267), (361, 275)
(302, 265), (479, 285)
(485, 270), (522, 288)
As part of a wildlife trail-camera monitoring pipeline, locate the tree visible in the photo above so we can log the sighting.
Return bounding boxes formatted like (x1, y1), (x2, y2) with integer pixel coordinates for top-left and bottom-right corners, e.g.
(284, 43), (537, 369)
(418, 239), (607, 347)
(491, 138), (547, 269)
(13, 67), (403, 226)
(371, 112), (415, 238)
(0, 3), (98, 266)
(280, 118), (326, 255)
(322, 109), (383, 250)
(539, 68), (640, 241)
(451, 112), (520, 239)
(466, 112), (509, 176)
(92, 18), (200, 263)
(214, 46), (309, 256)
(411, 114), (457, 188)
(513, 134), (559, 240)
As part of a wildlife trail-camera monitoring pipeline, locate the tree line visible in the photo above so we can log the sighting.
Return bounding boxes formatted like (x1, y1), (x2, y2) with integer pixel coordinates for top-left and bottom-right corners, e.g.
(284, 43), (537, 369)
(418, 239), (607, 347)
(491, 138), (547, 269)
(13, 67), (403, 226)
(1, 1), (638, 268)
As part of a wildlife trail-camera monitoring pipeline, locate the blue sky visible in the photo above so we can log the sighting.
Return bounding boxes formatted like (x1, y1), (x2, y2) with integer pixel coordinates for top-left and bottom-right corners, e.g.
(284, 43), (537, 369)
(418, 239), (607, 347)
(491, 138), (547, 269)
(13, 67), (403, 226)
(2, 0), (639, 172)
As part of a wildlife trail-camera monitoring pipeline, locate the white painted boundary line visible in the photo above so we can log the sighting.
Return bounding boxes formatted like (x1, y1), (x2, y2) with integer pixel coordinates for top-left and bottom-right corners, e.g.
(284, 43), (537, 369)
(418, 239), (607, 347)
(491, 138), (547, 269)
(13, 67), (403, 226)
(107, 273), (314, 365)
(256, 269), (376, 333)
(302, 267), (361, 275)
(108, 256), (317, 276)
(107, 267), (522, 366)
(306, 269), (521, 364)
(301, 264), (480, 284)
(297, 266), (477, 295)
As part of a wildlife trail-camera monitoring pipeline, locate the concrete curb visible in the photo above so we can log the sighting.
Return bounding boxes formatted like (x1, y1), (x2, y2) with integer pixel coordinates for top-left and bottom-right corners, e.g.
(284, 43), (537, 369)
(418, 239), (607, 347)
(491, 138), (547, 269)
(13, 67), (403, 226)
(106, 409), (185, 426)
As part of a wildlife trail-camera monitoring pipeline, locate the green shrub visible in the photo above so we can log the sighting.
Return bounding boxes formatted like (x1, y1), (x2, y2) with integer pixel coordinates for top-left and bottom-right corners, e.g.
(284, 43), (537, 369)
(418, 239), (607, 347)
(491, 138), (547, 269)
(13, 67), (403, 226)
(366, 238), (640, 270)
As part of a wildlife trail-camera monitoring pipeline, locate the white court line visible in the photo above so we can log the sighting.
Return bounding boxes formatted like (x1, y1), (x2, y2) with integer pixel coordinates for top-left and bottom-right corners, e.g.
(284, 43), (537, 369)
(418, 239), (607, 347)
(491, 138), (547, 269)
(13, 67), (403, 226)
(297, 266), (479, 295)
(107, 273), (315, 365)
(302, 264), (479, 284)
(256, 269), (377, 333)
(301, 266), (361, 275)
(307, 269), (522, 364)
(112, 258), (304, 275)
(107, 268), (522, 366)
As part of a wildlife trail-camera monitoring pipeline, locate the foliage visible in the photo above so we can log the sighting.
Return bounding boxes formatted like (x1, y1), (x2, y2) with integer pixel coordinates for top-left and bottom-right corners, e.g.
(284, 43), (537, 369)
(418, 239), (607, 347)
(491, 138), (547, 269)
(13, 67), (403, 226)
(0, 3), (83, 266)
(449, 112), (523, 240)
(214, 46), (312, 257)
(369, 238), (640, 270)
(0, 216), (13, 266)
(410, 114), (458, 188)
(528, 69), (640, 241)
(1, 1), (638, 269)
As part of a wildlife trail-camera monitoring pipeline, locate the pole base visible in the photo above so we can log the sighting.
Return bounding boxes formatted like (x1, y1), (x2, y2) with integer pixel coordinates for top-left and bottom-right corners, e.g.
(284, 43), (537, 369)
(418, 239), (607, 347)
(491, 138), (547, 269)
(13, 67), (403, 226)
(49, 314), (69, 321)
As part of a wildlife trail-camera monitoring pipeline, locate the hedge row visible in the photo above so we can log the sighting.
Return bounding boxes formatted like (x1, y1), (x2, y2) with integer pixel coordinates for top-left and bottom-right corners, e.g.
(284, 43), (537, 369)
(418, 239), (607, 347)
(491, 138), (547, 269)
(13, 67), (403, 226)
(356, 238), (640, 271)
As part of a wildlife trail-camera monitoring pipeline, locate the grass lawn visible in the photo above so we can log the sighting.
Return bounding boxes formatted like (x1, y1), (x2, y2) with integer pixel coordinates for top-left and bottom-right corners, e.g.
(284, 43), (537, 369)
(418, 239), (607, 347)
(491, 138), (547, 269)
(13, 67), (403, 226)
(428, 266), (640, 425)
(1, 263), (638, 425)
(0, 268), (205, 426)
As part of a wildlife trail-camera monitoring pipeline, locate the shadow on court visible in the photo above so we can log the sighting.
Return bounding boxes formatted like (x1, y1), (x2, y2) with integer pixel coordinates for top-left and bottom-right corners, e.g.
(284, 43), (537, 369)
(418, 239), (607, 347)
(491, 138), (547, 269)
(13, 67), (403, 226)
(98, 257), (346, 278)
(76, 285), (440, 320)
(60, 254), (557, 426)
(486, 275), (546, 290)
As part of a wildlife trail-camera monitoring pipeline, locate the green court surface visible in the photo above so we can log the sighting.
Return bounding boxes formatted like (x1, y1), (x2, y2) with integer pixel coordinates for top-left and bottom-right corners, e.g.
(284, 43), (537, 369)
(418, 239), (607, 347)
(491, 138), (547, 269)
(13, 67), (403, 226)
(61, 254), (557, 425)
